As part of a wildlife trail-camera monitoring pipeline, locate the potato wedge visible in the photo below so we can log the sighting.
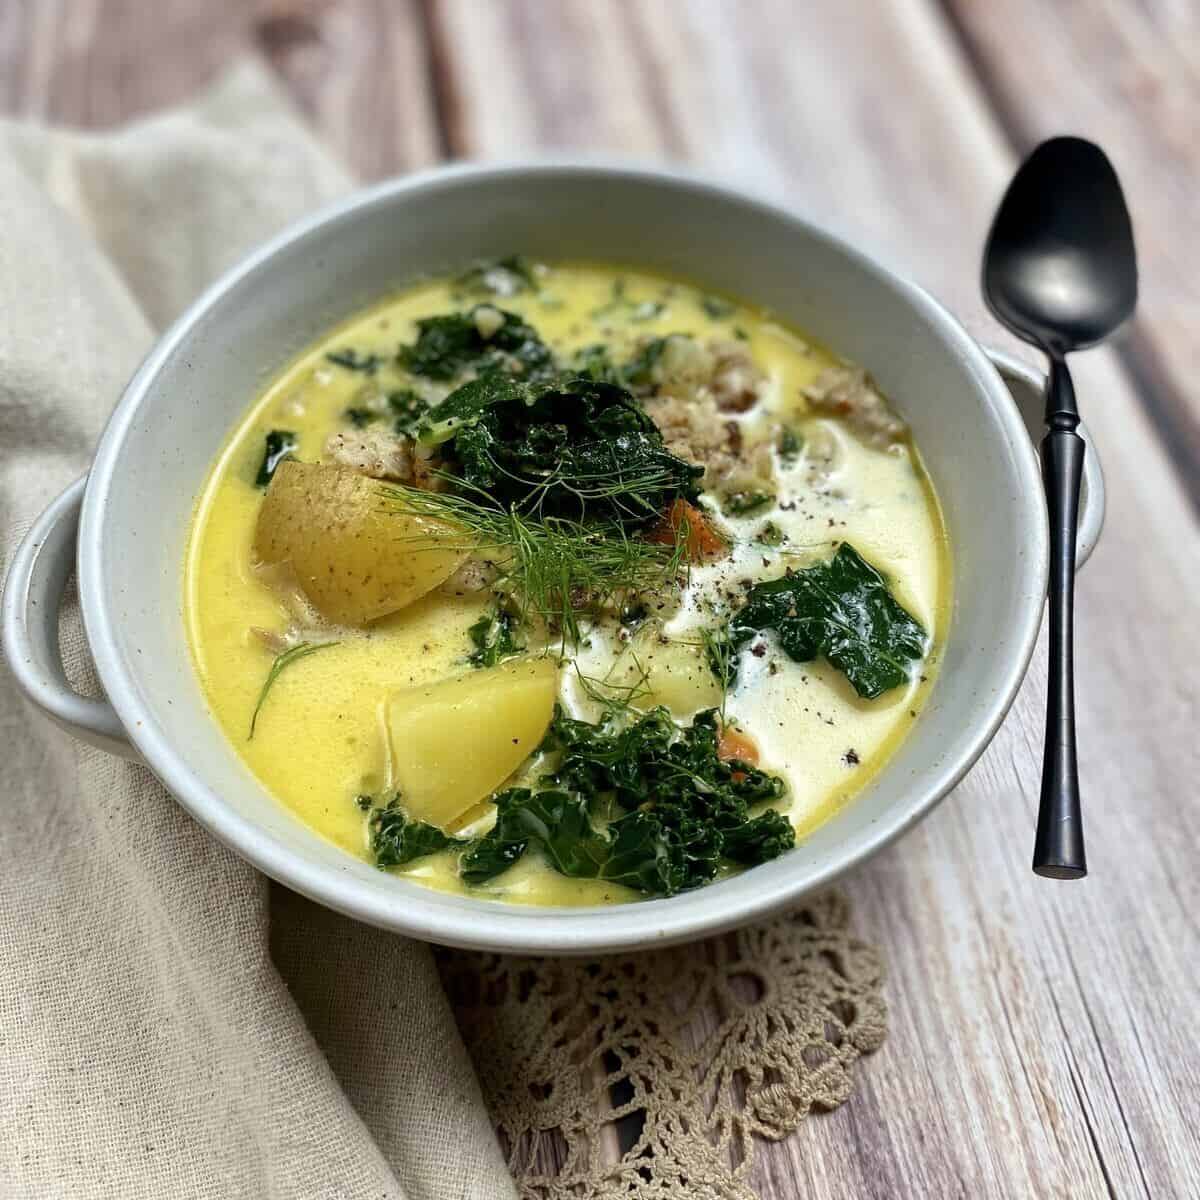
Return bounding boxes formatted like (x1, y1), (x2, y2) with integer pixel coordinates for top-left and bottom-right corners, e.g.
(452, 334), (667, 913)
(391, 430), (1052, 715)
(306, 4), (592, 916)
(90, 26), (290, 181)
(254, 461), (467, 625)
(385, 657), (558, 829)
(609, 636), (722, 716)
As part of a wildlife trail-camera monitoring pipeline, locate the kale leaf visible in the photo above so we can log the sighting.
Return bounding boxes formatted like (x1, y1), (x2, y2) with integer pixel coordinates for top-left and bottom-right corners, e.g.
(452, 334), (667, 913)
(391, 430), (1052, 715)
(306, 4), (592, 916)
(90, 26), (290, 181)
(455, 255), (541, 297)
(722, 490), (775, 516)
(459, 707), (792, 897)
(361, 707), (792, 894)
(401, 314), (702, 522)
(422, 373), (703, 525)
(621, 336), (671, 389)
(399, 306), (554, 381)
(718, 543), (926, 699)
(721, 808), (796, 864)
(700, 295), (734, 319)
(326, 348), (382, 373)
(344, 407), (378, 428)
(777, 426), (803, 465)
(388, 388), (428, 436)
(368, 796), (460, 868)
(459, 788), (610, 885)
(467, 602), (525, 668)
(255, 430), (298, 487)
(418, 371), (544, 444)
(572, 337), (683, 391)
(571, 343), (623, 384)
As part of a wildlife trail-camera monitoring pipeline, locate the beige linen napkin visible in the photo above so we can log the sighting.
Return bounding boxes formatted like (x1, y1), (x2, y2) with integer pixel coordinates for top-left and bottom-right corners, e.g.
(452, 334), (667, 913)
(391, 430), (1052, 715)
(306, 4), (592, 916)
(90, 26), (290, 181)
(0, 61), (515, 1200)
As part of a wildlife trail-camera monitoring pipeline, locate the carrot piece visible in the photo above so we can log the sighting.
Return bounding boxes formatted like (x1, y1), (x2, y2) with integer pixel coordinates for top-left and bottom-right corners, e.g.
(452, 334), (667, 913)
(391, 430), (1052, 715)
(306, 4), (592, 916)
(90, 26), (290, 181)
(648, 500), (727, 560)
(717, 723), (760, 766)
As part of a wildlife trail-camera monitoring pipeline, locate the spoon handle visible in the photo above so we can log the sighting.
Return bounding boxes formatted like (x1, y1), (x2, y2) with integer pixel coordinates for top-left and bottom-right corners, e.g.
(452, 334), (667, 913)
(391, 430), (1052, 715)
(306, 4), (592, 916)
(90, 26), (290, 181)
(1034, 355), (1087, 878)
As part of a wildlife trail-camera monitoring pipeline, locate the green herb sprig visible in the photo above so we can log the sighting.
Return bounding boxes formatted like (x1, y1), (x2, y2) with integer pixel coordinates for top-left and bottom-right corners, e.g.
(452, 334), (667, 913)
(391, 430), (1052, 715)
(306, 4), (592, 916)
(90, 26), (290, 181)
(571, 655), (653, 717)
(248, 641), (339, 738)
(467, 601), (525, 668)
(379, 483), (690, 647)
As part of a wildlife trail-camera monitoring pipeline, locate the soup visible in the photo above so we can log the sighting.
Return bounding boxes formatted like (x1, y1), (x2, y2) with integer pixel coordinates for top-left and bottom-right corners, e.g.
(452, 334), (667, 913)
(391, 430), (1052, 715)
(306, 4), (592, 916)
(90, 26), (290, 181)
(185, 260), (950, 905)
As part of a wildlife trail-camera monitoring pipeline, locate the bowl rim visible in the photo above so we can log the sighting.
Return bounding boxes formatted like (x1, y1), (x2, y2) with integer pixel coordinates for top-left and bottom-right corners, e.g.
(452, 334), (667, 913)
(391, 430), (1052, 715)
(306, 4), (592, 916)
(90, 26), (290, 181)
(77, 158), (1048, 953)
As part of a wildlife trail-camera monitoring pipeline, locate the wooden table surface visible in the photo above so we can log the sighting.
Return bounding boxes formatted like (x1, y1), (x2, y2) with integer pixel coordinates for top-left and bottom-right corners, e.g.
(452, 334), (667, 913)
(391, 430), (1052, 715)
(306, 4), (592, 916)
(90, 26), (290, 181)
(5, 2), (1197, 1196)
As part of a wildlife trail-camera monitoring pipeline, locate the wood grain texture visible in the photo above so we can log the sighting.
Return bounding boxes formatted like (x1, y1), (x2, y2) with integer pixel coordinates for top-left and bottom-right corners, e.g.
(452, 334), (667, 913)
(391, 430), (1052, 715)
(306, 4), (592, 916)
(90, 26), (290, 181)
(0, 0), (439, 176)
(2, 1), (1197, 1196)
(426, 2), (1198, 1197)
(943, 0), (1200, 509)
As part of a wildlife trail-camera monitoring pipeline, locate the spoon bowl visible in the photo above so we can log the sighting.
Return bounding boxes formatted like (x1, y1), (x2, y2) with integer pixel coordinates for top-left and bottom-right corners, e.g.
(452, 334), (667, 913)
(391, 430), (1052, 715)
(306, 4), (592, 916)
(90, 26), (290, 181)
(984, 137), (1137, 353)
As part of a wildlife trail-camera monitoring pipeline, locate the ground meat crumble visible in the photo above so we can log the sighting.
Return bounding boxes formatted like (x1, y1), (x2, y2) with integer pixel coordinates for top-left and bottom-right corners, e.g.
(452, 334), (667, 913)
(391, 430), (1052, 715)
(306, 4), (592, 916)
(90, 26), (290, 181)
(803, 366), (907, 449)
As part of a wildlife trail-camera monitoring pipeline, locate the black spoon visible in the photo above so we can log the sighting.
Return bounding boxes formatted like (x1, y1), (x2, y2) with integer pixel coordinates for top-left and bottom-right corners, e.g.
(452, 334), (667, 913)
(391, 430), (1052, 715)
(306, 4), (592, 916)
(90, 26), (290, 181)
(983, 137), (1137, 879)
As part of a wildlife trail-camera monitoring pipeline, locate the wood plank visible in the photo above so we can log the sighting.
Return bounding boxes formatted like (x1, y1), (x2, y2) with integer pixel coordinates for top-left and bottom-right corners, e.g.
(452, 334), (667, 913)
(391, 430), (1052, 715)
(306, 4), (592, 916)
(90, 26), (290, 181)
(0, 0), (438, 177)
(943, 0), (1200, 508)
(427, 0), (671, 158)
(427, 1), (1200, 1196)
(257, 0), (440, 176)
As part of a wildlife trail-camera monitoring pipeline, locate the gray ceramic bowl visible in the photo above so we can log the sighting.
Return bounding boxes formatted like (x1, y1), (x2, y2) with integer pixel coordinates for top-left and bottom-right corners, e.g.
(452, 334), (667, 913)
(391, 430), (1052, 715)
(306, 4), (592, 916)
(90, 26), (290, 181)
(2, 163), (1103, 954)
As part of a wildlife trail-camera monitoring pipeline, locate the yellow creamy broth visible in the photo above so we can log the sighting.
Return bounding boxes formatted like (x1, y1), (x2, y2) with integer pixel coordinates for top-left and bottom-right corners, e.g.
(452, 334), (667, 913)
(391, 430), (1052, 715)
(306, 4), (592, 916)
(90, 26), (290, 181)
(185, 263), (950, 905)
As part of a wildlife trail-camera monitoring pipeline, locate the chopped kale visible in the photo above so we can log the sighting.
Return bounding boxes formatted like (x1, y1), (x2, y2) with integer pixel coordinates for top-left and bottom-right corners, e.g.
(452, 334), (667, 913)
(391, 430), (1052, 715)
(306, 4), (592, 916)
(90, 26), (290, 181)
(591, 279), (668, 324)
(418, 371), (542, 444)
(368, 796), (460, 868)
(620, 336), (672, 389)
(255, 430), (298, 488)
(399, 306), (554, 382)
(722, 490), (775, 517)
(720, 807), (795, 864)
(388, 388), (428, 436)
(572, 343), (622, 384)
(715, 543), (926, 699)
(467, 602), (525, 668)
(700, 295), (734, 319)
(455, 255), (541, 297)
(343, 407), (378, 428)
(459, 707), (791, 896)
(420, 373), (702, 526)
(630, 300), (666, 322)
(589, 277), (629, 319)
(360, 706), (793, 894)
(459, 788), (608, 885)
(530, 331), (684, 394)
(326, 348), (382, 373)
(757, 521), (786, 547)
(778, 426), (803, 464)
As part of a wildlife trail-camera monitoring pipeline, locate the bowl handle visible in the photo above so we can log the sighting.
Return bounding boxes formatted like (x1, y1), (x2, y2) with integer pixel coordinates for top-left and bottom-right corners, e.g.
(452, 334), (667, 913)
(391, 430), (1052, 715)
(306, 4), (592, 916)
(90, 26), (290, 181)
(2, 477), (138, 760)
(985, 348), (1105, 569)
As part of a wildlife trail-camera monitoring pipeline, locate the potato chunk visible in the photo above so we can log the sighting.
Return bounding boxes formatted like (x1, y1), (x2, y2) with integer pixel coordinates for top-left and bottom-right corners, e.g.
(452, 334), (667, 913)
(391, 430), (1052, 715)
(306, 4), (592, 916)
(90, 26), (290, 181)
(254, 461), (466, 625)
(609, 636), (722, 717)
(385, 657), (558, 829)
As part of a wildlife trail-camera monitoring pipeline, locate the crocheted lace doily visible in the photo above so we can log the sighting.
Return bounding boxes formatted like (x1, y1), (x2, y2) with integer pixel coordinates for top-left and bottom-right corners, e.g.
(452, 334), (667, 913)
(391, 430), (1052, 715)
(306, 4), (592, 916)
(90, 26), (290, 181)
(439, 890), (886, 1199)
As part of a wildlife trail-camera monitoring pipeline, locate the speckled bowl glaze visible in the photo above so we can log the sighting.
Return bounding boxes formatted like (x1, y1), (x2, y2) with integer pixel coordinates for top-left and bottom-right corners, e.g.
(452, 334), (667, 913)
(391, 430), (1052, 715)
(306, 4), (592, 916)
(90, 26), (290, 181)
(2, 163), (1103, 954)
